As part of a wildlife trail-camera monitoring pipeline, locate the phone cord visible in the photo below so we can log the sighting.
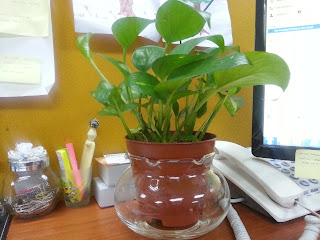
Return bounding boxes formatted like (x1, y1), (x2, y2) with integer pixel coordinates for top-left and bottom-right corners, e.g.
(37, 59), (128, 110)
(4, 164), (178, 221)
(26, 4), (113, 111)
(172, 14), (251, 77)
(298, 215), (320, 240)
(228, 204), (320, 240)
(227, 205), (251, 240)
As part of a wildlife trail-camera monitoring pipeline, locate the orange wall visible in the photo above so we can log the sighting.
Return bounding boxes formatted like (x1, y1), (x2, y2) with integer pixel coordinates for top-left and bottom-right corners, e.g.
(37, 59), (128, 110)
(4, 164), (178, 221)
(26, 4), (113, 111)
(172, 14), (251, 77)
(0, 0), (256, 179)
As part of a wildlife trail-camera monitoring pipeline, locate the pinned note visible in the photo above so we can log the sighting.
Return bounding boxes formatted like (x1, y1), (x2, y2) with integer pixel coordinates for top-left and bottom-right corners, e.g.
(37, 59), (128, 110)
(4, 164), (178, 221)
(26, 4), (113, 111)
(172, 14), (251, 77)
(295, 149), (320, 180)
(0, 55), (41, 85)
(0, 0), (49, 37)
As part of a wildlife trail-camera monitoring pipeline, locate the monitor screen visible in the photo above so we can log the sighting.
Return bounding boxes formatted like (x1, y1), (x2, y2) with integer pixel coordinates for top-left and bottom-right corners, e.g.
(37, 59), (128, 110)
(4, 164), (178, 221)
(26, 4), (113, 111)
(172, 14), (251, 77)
(252, 0), (320, 160)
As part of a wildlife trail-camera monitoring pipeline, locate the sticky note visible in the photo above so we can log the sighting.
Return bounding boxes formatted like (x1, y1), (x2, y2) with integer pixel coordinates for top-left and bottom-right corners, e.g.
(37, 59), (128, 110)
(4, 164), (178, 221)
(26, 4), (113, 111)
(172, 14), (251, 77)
(0, 0), (49, 37)
(295, 149), (320, 180)
(0, 55), (41, 84)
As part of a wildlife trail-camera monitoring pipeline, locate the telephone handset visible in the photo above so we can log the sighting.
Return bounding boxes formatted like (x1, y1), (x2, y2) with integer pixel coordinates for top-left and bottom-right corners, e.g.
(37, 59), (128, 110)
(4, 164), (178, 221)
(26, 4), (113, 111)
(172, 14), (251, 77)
(213, 141), (320, 222)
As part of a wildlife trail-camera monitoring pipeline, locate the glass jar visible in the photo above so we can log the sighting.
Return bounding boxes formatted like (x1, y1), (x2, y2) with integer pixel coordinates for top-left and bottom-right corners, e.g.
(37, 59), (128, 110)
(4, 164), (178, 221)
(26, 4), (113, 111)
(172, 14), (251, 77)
(2, 143), (61, 219)
(114, 152), (230, 240)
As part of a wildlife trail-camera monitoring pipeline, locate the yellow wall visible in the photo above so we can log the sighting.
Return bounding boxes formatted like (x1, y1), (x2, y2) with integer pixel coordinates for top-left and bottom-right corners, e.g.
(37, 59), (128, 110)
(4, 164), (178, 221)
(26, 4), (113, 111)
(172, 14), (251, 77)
(0, 0), (256, 179)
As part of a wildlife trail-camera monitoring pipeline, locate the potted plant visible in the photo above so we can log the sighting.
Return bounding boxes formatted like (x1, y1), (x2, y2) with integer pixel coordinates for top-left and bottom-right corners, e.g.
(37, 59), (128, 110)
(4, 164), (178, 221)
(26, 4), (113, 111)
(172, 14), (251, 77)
(77, 0), (289, 236)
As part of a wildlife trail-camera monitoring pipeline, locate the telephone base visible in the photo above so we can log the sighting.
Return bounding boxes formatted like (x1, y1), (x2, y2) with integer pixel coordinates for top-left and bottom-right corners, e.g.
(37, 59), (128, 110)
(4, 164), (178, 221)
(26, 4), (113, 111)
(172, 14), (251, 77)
(227, 179), (273, 219)
(212, 156), (320, 222)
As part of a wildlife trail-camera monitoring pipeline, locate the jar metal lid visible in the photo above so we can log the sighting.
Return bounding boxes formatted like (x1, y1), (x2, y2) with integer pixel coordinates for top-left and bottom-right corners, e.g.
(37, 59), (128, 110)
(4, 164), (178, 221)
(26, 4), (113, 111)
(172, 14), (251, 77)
(9, 156), (49, 172)
(8, 143), (49, 172)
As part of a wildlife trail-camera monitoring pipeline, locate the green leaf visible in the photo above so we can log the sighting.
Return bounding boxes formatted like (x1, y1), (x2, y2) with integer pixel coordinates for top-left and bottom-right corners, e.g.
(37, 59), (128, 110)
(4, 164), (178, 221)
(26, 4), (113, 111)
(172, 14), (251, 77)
(196, 10), (211, 29)
(112, 17), (154, 51)
(168, 52), (249, 82)
(172, 101), (179, 117)
(132, 46), (165, 72)
(227, 87), (241, 95)
(119, 82), (141, 100)
(156, 0), (205, 43)
(184, 111), (197, 135)
(197, 101), (207, 118)
(91, 81), (116, 106)
(98, 107), (119, 117)
(177, 79), (192, 91)
(127, 72), (160, 97)
(154, 52), (250, 95)
(152, 54), (205, 80)
(205, 73), (215, 87)
(96, 54), (131, 79)
(172, 90), (197, 102)
(220, 94), (245, 117)
(155, 78), (191, 96)
(77, 33), (93, 59)
(170, 35), (225, 55)
(196, 46), (240, 55)
(214, 52), (290, 91)
(178, 106), (192, 119)
(121, 102), (140, 112)
(109, 87), (125, 108)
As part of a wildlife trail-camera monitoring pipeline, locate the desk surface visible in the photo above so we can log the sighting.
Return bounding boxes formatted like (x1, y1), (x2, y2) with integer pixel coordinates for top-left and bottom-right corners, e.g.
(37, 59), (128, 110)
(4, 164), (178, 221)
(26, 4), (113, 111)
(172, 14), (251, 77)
(7, 199), (306, 240)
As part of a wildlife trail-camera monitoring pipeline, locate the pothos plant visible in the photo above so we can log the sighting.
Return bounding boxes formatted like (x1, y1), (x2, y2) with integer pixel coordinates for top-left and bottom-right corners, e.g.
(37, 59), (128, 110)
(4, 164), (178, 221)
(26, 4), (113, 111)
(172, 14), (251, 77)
(77, 0), (289, 143)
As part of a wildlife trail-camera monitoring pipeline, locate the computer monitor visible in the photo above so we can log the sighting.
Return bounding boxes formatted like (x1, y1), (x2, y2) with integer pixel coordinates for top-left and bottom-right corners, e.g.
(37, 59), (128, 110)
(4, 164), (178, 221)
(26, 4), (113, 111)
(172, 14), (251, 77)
(251, 0), (320, 160)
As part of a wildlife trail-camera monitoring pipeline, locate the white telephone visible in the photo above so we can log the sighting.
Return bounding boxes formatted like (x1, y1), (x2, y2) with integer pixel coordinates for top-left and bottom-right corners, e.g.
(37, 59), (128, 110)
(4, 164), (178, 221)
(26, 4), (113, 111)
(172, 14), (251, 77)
(213, 141), (320, 222)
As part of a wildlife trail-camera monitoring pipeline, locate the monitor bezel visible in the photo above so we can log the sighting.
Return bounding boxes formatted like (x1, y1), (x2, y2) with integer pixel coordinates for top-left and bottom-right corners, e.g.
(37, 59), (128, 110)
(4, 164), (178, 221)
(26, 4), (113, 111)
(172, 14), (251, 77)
(251, 0), (317, 161)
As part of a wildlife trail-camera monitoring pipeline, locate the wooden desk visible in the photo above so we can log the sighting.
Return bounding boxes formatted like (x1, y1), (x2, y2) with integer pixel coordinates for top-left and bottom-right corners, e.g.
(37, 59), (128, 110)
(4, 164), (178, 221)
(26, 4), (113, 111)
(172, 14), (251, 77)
(7, 199), (306, 240)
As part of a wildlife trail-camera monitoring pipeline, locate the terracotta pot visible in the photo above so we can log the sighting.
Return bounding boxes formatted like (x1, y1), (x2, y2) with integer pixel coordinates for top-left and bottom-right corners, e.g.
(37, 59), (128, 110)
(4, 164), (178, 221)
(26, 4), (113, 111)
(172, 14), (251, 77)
(125, 133), (216, 228)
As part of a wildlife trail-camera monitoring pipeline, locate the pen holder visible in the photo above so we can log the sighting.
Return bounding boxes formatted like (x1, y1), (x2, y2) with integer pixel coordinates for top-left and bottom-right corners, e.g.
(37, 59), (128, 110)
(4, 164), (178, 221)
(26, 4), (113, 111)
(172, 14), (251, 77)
(59, 166), (92, 208)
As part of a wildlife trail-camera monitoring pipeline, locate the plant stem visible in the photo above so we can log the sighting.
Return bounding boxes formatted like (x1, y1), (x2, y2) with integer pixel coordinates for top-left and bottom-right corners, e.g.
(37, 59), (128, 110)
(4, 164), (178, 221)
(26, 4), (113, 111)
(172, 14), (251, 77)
(194, 88), (219, 112)
(164, 42), (171, 56)
(148, 98), (154, 128)
(89, 59), (110, 83)
(168, 112), (195, 143)
(189, 80), (203, 111)
(169, 87), (222, 143)
(162, 93), (175, 141)
(197, 95), (229, 140)
(123, 48), (127, 64)
(158, 101), (163, 132)
(138, 94), (142, 113)
(114, 100), (134, 140)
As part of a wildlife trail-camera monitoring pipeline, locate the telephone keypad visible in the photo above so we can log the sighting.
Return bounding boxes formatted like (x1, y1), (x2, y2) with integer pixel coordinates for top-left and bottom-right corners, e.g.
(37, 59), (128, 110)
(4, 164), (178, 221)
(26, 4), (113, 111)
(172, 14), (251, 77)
(281, 169), (290, 174)
(299, 180), (309, 186)
(309, 179), (318, 184)
(269, 159), (320, 196)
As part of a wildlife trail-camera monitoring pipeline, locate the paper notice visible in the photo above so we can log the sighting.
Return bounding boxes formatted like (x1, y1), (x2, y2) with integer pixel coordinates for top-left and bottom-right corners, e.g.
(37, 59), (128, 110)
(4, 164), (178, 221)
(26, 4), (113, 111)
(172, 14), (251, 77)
(73, 0), (160, 42)
(0, 0), (49, 37)
(72, 0), (232, 46)
(0, 55), (41, 85)
(295, 149), (320, 180)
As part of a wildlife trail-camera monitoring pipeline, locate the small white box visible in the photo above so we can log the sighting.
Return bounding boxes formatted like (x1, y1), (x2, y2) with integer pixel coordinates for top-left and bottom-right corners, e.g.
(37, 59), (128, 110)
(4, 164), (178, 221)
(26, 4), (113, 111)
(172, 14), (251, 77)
(97, 154), (130, 187)
(93, 177), (115, 208)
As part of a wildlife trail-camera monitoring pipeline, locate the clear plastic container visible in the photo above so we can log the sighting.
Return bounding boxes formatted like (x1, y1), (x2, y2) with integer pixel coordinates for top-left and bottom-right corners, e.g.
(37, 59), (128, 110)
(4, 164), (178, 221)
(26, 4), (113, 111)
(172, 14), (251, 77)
(114, 152), (230, 240)
(2, 143), (61, 219)
(60, 166), (92, 208)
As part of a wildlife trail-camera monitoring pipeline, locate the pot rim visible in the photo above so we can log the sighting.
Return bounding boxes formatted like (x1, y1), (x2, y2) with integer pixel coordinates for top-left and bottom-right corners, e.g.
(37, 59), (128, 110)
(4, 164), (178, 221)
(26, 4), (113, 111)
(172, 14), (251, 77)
(125, 132), (216, 146)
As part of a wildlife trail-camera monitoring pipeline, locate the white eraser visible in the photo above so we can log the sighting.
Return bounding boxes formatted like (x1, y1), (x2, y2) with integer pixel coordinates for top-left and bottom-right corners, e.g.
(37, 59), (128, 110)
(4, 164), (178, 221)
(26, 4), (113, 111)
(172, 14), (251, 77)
(98, 161), (130, 187)
(93, 177), (115, 208)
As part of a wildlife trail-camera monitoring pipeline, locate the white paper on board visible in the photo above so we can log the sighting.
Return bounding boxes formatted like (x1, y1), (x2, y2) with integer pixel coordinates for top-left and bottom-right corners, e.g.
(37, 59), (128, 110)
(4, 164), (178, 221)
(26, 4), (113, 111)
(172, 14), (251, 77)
(0, 55), (41, 85)
(0, 0), (49, 37)
(0, 0), (55, 97)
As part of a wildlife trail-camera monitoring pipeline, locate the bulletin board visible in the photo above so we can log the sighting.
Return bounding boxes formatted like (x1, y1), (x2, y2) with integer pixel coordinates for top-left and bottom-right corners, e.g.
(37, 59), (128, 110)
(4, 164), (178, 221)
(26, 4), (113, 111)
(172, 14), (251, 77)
(0, 0), (55, 97)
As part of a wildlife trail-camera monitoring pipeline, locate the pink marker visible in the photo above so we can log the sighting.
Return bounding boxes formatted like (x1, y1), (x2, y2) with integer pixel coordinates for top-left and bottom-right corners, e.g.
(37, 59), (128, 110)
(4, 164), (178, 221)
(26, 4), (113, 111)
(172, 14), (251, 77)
(66, 143), (83, 199)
